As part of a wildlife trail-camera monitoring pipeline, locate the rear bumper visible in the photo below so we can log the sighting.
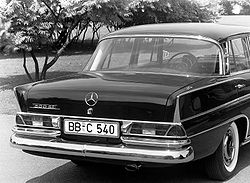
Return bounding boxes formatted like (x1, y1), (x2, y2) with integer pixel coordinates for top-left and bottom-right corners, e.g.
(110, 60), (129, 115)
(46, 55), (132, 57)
(10, 133), (194, 164)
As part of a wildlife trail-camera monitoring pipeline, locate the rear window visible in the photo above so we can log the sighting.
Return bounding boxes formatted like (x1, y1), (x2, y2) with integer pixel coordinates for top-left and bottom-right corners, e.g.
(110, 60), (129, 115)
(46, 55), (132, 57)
(85, 37), (221, 76)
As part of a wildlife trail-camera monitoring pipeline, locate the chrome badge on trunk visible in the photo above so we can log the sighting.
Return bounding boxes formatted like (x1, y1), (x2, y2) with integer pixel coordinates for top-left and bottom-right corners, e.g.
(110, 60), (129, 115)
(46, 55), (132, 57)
(30, 103), (60, 110)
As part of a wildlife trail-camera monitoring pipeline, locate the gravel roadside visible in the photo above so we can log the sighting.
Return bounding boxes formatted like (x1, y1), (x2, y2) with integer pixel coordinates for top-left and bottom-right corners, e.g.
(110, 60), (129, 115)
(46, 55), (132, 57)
(0, 90), (17, 115)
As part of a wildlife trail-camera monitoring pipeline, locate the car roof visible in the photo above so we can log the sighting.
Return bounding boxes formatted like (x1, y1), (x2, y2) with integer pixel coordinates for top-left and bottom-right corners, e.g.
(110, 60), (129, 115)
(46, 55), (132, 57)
(106, 23), (250, 42)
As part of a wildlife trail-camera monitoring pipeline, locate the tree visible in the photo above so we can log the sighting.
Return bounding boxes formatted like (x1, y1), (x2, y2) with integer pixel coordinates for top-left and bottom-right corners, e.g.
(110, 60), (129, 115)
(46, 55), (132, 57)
(84, 0), (129, 45)
(219, 0), (235, 15)
(93, 0), (129, 32)
(126, 0), (215, 26)
(1, 0), (216, 82)
(1, 0), (90, 81)
(238, 0), (250, 15)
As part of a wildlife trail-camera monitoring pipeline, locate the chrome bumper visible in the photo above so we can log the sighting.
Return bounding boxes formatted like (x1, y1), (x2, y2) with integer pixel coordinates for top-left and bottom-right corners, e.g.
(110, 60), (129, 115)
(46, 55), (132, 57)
(10, 133), (194, 164)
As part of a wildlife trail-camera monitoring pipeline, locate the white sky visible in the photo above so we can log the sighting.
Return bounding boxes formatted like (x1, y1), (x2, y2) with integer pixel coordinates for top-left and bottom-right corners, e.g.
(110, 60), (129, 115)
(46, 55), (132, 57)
(0, 0), (6, 8)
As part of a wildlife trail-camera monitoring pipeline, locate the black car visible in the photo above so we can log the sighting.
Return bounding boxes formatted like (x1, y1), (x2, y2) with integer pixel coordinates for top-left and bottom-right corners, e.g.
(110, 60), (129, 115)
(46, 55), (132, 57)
(11, 23), (250, 180)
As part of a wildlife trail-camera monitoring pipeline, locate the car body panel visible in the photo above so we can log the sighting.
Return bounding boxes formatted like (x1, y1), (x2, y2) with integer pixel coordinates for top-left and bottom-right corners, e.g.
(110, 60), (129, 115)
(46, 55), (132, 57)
(24, 72), (204, 121)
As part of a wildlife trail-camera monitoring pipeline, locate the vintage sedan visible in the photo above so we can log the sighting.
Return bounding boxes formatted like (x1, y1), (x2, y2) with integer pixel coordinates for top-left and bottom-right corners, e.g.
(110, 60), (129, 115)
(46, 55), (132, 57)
(10, 23), (250, 180)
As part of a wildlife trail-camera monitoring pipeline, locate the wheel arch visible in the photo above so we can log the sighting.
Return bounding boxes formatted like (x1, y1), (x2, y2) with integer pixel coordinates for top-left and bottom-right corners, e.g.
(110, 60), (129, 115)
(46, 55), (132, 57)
(189, 114), (249, 161)
(233, 114), (249, 146)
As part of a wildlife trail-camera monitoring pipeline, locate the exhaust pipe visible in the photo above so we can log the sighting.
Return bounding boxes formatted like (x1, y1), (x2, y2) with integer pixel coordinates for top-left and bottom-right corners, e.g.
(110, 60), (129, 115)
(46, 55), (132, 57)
(125, 164), (141, 172)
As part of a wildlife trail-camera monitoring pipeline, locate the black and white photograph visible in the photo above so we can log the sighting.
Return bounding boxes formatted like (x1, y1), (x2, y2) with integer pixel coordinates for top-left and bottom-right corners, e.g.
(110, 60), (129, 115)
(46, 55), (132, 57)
(2, 0), (250, 182)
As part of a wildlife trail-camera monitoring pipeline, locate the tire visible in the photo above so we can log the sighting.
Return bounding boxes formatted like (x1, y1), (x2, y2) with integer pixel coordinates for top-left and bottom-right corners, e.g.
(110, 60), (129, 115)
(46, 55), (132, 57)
(205, 122), (239, 180)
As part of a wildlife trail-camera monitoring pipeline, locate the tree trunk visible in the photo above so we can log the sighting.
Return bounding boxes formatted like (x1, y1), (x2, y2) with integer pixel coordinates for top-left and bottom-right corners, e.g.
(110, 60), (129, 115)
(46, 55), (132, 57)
(22, 49), (33, 82)
(40, 54), (49, 80)
(91, 29), (96, 45)
(30, 50), (40, 81)
(81, 27), (88, 44)
(41, 39), (70, 76)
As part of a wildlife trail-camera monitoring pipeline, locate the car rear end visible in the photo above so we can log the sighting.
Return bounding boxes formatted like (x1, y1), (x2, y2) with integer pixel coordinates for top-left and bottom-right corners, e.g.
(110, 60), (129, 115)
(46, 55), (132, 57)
(11, 109), (194, 167)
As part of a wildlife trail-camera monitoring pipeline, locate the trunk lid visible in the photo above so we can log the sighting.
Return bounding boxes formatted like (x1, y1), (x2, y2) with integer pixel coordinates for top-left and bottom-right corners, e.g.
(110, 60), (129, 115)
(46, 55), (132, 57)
(26, 71), (203, 121)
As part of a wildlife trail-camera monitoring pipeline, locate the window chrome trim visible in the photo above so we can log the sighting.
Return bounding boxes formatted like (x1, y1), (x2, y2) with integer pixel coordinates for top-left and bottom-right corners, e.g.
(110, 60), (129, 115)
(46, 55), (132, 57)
(100, 34), (225, 75)
(229, 69), (250, 76)
(95, 70), (215, 78)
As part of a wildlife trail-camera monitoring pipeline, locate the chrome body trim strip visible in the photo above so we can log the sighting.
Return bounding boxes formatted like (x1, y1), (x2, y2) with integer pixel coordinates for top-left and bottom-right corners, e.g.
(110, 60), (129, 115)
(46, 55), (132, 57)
(12, 126), (61, 138)
(121, 136), (190, 148)
(189, 114), (249, 139)
(173, 77), (244, 123)
(122, 133), (186, 139)
(178, 77), (243, 98)
(16, 124), (59, 130)
(10, 133), (194, 164)
(242, 137), (250, 146)
(244, 115), (250, 140)
(180, 92), (250, 123)
(13, 87), (22, 112)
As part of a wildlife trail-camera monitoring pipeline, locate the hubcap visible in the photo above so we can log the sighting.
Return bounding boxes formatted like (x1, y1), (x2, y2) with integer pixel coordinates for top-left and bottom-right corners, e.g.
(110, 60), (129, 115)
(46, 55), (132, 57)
(223, 127), (236, 167)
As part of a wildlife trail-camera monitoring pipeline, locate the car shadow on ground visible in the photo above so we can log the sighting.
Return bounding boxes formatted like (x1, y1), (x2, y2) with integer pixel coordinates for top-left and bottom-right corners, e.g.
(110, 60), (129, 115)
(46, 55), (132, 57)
(26, 161), (208, 183)
(26, 144), (250, 183)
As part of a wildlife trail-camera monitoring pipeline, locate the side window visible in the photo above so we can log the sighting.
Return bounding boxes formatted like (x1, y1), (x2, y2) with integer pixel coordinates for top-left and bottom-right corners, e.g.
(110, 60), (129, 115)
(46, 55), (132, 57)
(137, 38), (158, 65)
(102, 38), (133, 70)
(228, 37), (250, 73)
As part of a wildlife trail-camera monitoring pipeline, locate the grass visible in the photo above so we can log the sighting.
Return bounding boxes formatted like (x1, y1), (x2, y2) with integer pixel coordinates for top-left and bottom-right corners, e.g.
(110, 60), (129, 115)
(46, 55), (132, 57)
(0, 53), (92, 88)
(0, 49), (93, 115)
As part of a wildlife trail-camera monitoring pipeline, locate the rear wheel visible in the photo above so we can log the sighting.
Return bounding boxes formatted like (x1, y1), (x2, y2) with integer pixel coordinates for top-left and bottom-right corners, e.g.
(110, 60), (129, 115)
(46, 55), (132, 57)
(205, 122), (239, 180)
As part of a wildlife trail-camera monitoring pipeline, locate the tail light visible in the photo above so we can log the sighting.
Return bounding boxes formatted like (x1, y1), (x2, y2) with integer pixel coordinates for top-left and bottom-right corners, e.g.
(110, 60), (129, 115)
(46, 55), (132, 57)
(16, 113), (60, 129)
(125, 122), (186, 138)
(122, 122), (188, 148)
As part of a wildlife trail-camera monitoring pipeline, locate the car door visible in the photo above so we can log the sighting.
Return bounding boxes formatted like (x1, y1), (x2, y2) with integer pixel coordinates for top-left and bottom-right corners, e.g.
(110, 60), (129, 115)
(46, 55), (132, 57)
(227, 34), (250, 136)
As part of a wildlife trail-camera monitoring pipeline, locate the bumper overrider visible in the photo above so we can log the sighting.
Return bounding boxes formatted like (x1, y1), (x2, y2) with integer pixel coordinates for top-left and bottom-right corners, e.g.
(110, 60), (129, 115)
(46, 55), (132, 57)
(10, 113), (194, 165)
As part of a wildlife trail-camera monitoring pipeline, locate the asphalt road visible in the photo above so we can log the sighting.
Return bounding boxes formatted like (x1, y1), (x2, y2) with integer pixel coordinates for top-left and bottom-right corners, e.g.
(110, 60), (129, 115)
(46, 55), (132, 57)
(1, 114), (250, 183)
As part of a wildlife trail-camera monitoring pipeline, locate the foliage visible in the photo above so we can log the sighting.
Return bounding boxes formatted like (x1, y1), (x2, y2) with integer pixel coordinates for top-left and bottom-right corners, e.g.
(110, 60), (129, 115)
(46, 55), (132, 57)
(1, 0), (216, 82)
(219, 0), (235, 15)
(1, 0), (90, 81)
(238, 0), (250, 15)
(0, 30), (18, 55)
(126, 0), (215, 26)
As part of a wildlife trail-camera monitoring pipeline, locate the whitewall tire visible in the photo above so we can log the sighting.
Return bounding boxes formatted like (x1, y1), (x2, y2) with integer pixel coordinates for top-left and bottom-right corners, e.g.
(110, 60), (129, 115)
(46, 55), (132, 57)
(205, 122), (239, 180)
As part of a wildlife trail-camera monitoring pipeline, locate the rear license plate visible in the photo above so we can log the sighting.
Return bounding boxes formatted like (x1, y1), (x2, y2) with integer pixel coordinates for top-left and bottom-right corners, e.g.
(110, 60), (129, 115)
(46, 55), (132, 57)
(64, 119), (119, 138)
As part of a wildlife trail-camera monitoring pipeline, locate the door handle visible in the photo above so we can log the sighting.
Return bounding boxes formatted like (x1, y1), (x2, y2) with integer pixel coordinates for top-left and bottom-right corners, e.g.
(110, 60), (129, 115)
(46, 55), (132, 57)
(235, 84), (246, 89)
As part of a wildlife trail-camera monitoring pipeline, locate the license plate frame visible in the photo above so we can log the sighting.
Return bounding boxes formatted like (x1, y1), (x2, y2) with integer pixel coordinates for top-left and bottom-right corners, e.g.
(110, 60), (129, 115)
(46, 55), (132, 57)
(64, 119), (120, 138)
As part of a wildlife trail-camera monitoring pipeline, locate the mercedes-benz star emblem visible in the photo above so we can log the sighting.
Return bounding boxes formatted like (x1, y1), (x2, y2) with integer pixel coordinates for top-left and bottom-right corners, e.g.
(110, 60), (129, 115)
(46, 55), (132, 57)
(85, 92), (99, 106)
